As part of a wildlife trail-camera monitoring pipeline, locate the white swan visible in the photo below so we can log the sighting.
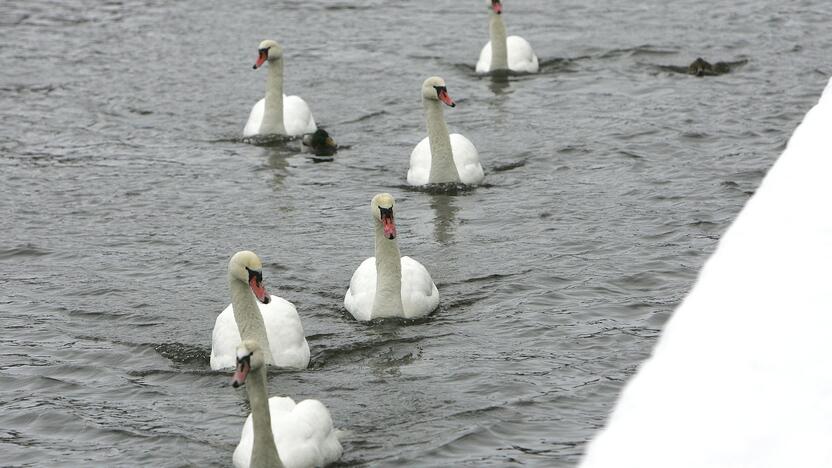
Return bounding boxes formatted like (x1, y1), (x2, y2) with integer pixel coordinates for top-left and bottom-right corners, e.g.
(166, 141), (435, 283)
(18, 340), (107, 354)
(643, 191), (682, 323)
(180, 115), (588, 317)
(231, 340), (342, 468)
(344, 193), (439, 321)
(580, 77), (832, 467)
(476, 0), (539, 74)
(243, 40), (317, 137)
(210, 251), (310, 370)
(407, 77), (484, 186)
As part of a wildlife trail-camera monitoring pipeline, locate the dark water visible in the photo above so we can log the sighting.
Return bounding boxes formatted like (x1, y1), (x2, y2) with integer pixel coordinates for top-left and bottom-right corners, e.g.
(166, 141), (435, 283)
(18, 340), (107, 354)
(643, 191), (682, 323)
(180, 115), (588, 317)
(2, 0), (831, 466)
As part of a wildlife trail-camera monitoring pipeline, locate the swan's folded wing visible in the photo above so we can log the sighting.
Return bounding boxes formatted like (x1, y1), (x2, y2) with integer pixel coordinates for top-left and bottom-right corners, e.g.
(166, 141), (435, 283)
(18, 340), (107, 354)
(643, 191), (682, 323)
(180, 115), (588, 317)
(507, 36), (539, 73)
(344, 257), (376, 321)
(233, 397), (298, 468)
(243, 98), (265, 137)
(283, 94), (317, 136)
(401, 256), (439, 318)
(274, 399), (343, 468)
(260, 296), (310, 369)
(407, 137), (432, 186)
(232, 412), (254, 468)
(450, 134), (485, 185)
(476, 41), (493, 73)
(210, 304), (241, 370)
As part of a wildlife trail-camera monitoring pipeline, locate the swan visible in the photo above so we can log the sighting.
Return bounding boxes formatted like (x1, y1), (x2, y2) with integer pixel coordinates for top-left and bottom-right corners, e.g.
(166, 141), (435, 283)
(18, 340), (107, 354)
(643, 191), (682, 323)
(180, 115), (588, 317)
(407, 77), (484, 186)
(476, 0), (539, 74)
(231, 340), (343, 468)
(344, 193), (439, 321)
(243, 40), (317, 137)
(580, 77), (832, 467)
(210, 251), (310, 370)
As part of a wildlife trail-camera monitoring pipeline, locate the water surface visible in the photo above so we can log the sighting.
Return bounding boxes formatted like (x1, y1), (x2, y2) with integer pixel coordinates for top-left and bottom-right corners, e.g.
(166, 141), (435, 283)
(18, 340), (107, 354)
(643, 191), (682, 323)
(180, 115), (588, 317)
(2, 0), (831, 466)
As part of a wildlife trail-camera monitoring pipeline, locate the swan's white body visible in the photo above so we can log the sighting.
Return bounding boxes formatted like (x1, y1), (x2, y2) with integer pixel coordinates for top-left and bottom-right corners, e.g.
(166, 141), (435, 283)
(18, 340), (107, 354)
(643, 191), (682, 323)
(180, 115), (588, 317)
(476, 36), (539, 74)
(345, 256), (439, 321)
(243, 40), (317, 137)
(344, 194), (439, 321)
(407, 77), (484, 186)
(243, 96), (317, 137)
(408, 134), (484, 186)
(233, 396), (343, 468)
(580, 77), (832, 467)
(230, 341), (342, 468)
(210, 295), (310, 370)
(476, 3), (538, 74)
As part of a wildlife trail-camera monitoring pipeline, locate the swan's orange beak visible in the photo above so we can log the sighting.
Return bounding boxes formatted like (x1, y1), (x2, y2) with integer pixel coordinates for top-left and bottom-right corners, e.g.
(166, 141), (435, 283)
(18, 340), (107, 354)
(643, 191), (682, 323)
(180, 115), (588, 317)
(436, 87), (456, 107)
(249, 276), (270, 304)
(380, 208), (396, 239)
(232, 355), (251, 387)
(492, 0), (502, 14)
(253, 49), (268, 70)
(247, 268), (270, 304)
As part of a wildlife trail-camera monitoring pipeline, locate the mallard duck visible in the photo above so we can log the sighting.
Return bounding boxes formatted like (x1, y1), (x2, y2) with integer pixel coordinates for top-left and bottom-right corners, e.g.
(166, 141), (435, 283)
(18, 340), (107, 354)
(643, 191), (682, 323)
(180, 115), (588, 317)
(302, 128), (337, 157)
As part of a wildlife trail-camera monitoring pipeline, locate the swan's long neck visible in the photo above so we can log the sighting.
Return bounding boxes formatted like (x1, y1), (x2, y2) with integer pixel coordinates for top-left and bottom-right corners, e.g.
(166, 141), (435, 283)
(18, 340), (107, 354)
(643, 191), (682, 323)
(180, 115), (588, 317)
(371, 222), (404, 318)
(261, 60), (286, 135)
(489, 13), (508, 71)
(247, 365), (284, 468)
(424, 99), (460, 183)
(229, 277), (273, 364)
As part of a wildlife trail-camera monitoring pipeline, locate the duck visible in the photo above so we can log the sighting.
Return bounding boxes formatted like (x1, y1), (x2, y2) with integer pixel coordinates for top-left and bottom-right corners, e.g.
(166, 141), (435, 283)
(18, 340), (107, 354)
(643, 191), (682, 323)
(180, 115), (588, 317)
(687, 57), (732, 76)
(344, 193), (439, 321)
(210, 251), (310, 370)
(243, 40), (317, 137)
(407, 77), (484, 186)
(231, 340), (342, 468)
(476, 0), (539, 74)
(302, 128), (337, 157)
(658, 58), (747, 77)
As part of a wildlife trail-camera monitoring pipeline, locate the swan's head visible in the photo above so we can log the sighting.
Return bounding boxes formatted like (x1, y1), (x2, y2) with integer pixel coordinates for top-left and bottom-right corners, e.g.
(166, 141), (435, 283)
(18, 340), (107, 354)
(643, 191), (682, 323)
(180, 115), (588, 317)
(253, 39), (283, 70)
(231, 340), (265, 387)
(371, 193), (397, 240)
(487, 0), (502, 14)
(421, 76), (456, 108)
(228, 250), (271, 304)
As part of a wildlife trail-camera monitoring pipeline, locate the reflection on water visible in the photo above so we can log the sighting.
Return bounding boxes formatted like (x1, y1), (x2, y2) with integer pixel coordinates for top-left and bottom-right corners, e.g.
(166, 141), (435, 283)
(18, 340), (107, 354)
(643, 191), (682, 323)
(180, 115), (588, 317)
(364, 322), (413, 378)
(430, 193), (459, 244)
(263, 145), (294, 188)
(488, 73), (512, 95)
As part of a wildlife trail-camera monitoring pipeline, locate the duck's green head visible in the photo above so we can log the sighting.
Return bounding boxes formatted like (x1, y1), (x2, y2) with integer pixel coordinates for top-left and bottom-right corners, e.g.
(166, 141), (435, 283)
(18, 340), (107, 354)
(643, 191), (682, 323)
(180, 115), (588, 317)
(311, 129), (335, 148)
